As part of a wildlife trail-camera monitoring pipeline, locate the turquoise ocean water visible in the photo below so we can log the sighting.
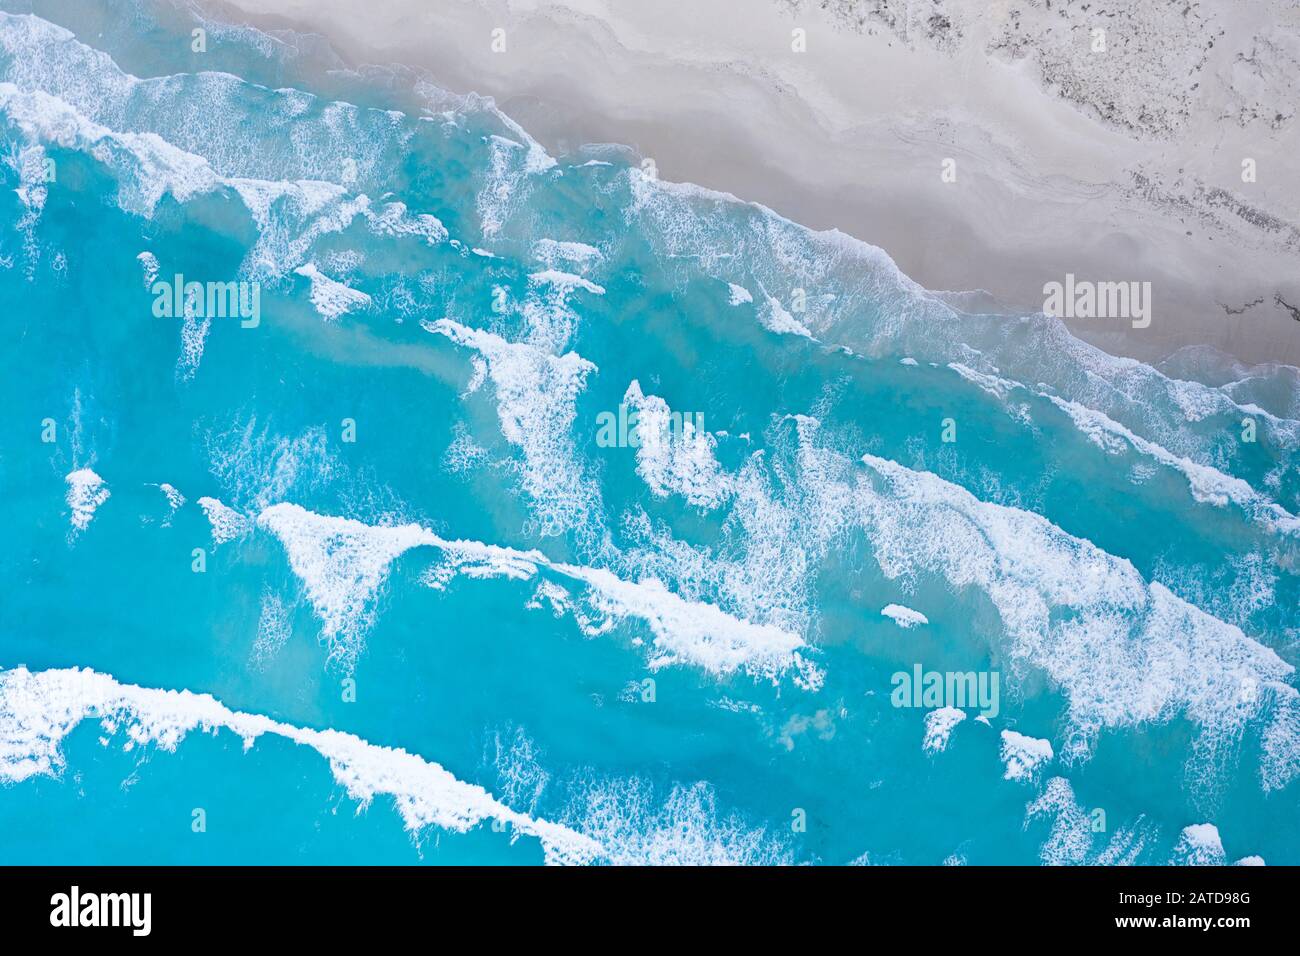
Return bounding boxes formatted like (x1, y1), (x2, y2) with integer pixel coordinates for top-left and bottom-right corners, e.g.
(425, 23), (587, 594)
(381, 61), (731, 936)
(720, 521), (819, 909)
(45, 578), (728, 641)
(1, 0), (1298, 865)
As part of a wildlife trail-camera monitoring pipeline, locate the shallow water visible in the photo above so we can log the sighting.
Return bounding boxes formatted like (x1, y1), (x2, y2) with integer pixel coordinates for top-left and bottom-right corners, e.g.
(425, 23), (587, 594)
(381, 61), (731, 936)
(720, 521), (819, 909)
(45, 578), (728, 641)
(0, 0), (1297, 865)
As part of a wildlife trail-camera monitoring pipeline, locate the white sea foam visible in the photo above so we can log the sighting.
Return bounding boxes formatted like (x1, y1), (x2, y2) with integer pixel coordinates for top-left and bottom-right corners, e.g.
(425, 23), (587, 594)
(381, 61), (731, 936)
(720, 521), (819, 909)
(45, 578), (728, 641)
(851, 449), (1297, 784)
(205, 419), (337, 513)
(623, 381), (732, 509)
(949, 362), (1019, 401)
(425, 318), (600, 538)
(175, 309), (210, 382)
(615, 411), (1297, 789)
(0, 665), (599, 865)
(525, 579), (574, 614)
(464, 356), (488, 395)
(197, 496), (250, 546)
(136, 251), (158, 288)
(527, 270), (605, 297)
(365, 200), (447, 245)
(157, 483), (185, 511)
(0, 75), (345, 257)
(442, 421), (490, 474)
(1049, 395), (1300, 535)
(0, 84), (215, 214)
(477, 130), (552, 237)
(294, 263), (372, 320)
(423, 537), (544, 591)
(0, 12), (433, 203)
(150, 482), (185, 526)
(758, 294), (813, 339)
(1024, 777), (1095, 865)
(15, 7), (1296, 486)
(525, 579), (612, 637)
(64, 468), (108, 533)
(252, 590), (293, 669)
(254, 500), (818, 687)
(533, 239), (602, 268)
(256, 503), (437, 668)
(882, 603), (928, 628)
(1025, 777), (1157, 865)
(7, 136), (46, 275)
(0, 83), (394, 281)
(552, 563), (822, 690)
(1259, 691), (1300, 794)
(1170, 823), (1227, 866)
(519, 270), (605, 352)
(489, 726), (552, 818)
(493, 113), (556, 176)
(5, 7), (1294, 848)
(727, 283), (753, 306)
(232, 180), (369, 280)
(923, 707), (966, 754)
(617, 426), (839, 642)
(1000, 730), (1054, 782)
(562, 776), (793, 866)
(420, 525), (819, 688)
(618, 157), (1300, 518)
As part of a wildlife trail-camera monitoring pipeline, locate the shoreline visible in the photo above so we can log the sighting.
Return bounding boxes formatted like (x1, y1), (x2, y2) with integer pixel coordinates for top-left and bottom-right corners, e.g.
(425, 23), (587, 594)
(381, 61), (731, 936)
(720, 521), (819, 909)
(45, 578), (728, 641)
(199, 0), (1300, 368)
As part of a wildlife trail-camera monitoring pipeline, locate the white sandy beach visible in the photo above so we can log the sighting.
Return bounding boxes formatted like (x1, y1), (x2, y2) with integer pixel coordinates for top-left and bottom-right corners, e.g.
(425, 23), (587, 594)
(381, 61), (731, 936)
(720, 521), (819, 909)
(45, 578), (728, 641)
(201, 0), (1300, 366)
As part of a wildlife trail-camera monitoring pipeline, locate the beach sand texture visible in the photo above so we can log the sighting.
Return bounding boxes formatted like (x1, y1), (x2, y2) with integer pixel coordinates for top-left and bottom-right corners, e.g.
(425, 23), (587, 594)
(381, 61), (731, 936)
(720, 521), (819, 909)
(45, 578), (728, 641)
(202, 0), (1300, 367)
